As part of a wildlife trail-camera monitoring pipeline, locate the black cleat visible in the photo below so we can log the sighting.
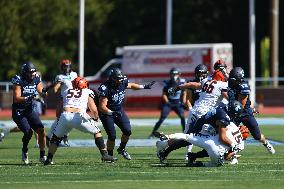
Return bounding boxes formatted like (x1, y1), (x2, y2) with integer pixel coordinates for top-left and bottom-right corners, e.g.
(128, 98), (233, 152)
(152, 131), (168, 141)
(186, 152), (197, 167)
(101, 154), (118, 163)
(117, 148), (131, 160)
(157, 150), (167, 164)
(44, 159), (54, 166)
(186, 161), (204, 167)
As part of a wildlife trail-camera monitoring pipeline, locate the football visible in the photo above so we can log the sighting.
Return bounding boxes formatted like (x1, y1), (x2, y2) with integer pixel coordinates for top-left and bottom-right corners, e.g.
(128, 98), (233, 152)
(240, 125), (250, 140)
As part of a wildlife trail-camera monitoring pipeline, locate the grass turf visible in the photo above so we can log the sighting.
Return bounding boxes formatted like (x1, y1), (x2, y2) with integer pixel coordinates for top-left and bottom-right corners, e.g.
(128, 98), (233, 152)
(0, 124), (283, 189)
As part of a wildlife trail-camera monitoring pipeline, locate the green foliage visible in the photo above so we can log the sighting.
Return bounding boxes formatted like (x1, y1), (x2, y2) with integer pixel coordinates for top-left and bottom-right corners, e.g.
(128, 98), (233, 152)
(260, 37), (270, 85)
(0, 0), (268, 81)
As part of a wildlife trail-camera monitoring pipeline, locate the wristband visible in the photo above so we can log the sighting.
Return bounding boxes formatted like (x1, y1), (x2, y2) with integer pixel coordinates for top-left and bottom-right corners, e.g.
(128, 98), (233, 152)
(139, 85), (144, 89)
(107, 109), (113, 115)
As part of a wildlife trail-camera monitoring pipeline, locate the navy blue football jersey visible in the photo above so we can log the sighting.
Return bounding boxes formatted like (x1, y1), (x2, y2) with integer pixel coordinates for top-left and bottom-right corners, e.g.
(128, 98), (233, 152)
(11, 74), (41, 108)
(187, 78), (202, 105)
(193, 104), (231, 133)
(228, 80), (251, 110)
(98, 76), (129, 111)
(163, 78), (186, 103)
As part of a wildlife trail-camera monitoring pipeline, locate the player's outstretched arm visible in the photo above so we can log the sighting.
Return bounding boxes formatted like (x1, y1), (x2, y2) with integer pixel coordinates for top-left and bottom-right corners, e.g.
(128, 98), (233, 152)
(88, 97), (99, 121)
(127, 81), (156, 90)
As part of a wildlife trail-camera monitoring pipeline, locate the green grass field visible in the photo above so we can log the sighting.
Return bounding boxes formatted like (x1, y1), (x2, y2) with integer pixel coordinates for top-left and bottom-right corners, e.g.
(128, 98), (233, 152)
(0, 122), (283, 189)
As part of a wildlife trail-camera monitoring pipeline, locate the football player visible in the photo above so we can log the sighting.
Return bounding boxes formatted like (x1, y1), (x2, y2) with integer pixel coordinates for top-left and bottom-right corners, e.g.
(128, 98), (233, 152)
(156, 100), (245, 167)
(166, 60), (228, 157)
(98, 68), (155, 160)
(46, 59), (78, 147)
(44, 77), (116, 165)
(148, 68), (187, 138)
(228, 67), (275, 154)
(11, 62), (48, 164)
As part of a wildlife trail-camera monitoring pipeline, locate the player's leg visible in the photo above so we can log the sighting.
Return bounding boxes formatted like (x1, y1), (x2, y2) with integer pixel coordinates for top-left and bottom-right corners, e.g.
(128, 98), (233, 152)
(27, 110), (47, 162)
(242, 114), (275, 154)
(115, 109), (132, 160)
(77, 113), (117, 162)
(12, 110), (33, 165)
(149, 104), (171, 138)
(44, 113), (70, 165)
(173, 104), (185, 131)
(99, 112), (116, 156)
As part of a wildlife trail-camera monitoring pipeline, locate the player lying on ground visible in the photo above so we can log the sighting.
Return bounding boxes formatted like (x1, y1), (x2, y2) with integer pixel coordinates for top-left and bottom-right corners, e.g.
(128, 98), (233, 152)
(156, 100), (245, 167)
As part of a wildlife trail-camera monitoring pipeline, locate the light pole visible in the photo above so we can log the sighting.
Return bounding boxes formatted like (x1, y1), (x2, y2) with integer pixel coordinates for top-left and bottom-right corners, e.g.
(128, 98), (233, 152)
(79, 0), (85, 77)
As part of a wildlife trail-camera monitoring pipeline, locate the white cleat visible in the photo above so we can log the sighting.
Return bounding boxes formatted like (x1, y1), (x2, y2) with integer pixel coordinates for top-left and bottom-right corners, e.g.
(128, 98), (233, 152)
(39, 156), (47, 163)
(263, 141), (276, 154)
(22, 152), (29, 165)
(0, 132), (4, 142)
(156, 140), (168, 153)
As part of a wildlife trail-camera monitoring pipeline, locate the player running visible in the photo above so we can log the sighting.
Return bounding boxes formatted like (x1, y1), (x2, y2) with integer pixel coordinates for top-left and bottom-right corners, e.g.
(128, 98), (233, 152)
(148, 68), (187, 138)
(11, 62), (48, 164)
(98, 68), (155, 160)
(44, 77), (116, 165)
(228, 67), (275, 154)
(46, 59), (78, 147)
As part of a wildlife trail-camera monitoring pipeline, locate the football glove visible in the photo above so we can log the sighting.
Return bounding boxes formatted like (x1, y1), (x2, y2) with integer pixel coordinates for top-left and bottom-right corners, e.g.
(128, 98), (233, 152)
(230, 144), (242, 154)
(143, 81), (156, 89)
(25, 94), (36, 102)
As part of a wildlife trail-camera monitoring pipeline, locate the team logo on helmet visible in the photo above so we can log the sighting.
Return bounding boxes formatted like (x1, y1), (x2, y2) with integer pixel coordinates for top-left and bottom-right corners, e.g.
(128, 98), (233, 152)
(21, 62), (37, 81)
(194, 64), (208, 81)
(73, 76), (88, 89)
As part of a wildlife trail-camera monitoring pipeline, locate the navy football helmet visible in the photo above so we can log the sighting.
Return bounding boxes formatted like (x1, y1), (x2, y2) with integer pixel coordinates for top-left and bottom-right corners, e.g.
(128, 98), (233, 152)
(228, 100), (244, 119)
(194, 64), (208, 81)
(169, 68), (180, 81)
(228, 67), (245, 88)
(60, 59), (72, 75)
(21, 62), (37, 81)
(109, 68), (124, 86)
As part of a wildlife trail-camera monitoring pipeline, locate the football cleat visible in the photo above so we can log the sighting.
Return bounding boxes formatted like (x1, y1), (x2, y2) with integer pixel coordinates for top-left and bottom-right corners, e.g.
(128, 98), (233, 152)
(44, 159), (54, 166)
(22, 152), (29, 165)
(229, 156), (239, 165)
(117, 148), (131, 160)
(39, 156), (47, 163)
(157, 150), (167, 164)
(186, 152), (197, 167)
(156, 140), (168, 153)
(186, 161), (204, 167)
(101, 154), (118, 163)
(0, 132), (4, 142)
(263, 140), (276, 154)
(152, 131), (168, 141)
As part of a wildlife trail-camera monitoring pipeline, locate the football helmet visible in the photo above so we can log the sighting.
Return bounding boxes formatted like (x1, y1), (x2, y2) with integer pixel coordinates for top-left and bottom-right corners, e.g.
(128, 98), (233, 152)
(21, 62), (37, 81)
(194, 64), (208, 81)
(213, 59), (228, 81)
(228, 100), (244, 119)
(60, 59), (72, 75)
(169, 68), (180, 82)
(73, 76), (88, 89)
(228, 67), (245, 88)
(109, 68), (124, 86)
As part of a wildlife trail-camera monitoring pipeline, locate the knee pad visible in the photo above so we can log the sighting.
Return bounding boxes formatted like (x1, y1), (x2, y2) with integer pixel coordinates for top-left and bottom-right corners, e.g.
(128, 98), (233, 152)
(50, 134), (62, 146)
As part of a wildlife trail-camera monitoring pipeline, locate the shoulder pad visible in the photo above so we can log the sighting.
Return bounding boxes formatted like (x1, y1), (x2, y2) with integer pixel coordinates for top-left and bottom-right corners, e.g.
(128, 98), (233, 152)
(11, 75), (21, 85)
(88, 89), (95, 99)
